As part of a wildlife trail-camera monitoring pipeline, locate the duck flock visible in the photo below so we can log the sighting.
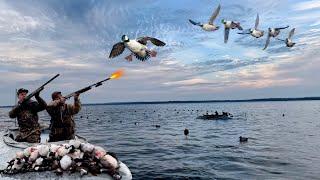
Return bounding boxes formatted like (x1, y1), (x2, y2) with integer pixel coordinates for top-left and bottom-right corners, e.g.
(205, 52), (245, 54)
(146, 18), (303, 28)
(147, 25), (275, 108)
(108, 4), (296, 62)
(0, 140), (122, 179)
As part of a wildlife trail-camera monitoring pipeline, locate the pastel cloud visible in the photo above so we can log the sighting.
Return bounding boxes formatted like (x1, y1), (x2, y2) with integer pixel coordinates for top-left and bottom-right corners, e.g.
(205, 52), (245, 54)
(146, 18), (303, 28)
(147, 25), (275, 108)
(292, 0), (320, 11)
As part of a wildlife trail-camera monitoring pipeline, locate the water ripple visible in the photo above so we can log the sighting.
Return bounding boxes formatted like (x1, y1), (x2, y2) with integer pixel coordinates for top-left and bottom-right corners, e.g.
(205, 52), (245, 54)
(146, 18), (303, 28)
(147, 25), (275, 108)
(1, 101), (320, 179)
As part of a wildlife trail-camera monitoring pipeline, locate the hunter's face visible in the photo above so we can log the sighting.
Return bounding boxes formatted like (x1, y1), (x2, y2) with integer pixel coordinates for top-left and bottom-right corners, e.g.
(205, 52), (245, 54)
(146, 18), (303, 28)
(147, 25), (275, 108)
(54, 94), (63, 100)
(18, 92), (27, 102)
(56, 94), (66, 105)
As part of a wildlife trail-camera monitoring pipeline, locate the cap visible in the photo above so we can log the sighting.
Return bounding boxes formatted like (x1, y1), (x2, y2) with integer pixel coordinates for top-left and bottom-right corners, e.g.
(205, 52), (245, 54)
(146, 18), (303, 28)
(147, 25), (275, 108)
(17, 88), (28, 95)
(51, 91), (62, 100)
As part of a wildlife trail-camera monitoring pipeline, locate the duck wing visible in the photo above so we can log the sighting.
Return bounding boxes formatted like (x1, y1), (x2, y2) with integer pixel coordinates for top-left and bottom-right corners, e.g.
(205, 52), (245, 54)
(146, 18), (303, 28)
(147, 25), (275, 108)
(275, 38), (286, 42)
(208, 4), (221, 24)
(236, 22), (243, 31)
(109, 42), (125, 58)
(237, 28), (251, 34)
(254, 13), (259, 29)
(288, 28), (295, 39)
(189, 19), (201, 26)
(275, 25), (289, 30)
(224, 27), (230, 43)
(232, 22), (243, 30)
(137, 37), (166, 46)
(263, 33), (271, 50)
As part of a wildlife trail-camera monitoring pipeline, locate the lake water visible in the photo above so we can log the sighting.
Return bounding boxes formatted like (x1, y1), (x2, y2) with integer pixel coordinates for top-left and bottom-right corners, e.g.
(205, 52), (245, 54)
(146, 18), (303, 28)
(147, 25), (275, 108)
(1, 101), (320, 179)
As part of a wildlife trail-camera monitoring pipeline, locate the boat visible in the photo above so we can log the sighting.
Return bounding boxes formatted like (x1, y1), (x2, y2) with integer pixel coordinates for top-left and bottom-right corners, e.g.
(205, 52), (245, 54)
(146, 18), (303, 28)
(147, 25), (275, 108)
(197, 114), (232, 120)
(0, 123), (132, 180)
(2, 123), (86, 149)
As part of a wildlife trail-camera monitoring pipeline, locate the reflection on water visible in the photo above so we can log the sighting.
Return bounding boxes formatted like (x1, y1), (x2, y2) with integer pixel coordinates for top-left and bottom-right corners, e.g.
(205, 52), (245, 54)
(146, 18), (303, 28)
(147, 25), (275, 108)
(1, 101), (320, 179)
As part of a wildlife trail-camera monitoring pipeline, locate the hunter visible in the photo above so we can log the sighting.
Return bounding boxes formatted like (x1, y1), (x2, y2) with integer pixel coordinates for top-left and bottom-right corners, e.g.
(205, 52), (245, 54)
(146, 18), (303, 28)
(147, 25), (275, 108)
(46, 91), (81, 142)
(9, 88), (47, 143)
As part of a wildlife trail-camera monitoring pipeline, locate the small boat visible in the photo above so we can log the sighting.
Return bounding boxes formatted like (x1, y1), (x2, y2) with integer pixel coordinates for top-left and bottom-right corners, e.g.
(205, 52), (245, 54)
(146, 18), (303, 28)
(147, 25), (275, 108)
(3, 123), (87, 149)
(197, 114), (232, 120)
(1, 122), (132, 180)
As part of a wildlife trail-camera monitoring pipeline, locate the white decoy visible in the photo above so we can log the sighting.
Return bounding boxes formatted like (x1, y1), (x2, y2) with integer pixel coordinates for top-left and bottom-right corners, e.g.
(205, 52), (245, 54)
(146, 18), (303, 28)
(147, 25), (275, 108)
(60, 155), (72, 170)
(80, 143), (95, 153)
(93, 146), (107, 159)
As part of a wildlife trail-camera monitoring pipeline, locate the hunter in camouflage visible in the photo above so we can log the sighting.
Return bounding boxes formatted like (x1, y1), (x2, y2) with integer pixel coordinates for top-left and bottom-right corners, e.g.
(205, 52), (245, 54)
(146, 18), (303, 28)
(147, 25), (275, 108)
(9, 88), (47, 143)
(46, 91), (81, 142)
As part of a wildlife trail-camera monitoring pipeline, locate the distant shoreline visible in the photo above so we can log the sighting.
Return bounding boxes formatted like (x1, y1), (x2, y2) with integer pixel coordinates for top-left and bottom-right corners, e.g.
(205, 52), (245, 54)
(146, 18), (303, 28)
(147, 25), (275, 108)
(1, 97), (320, 108)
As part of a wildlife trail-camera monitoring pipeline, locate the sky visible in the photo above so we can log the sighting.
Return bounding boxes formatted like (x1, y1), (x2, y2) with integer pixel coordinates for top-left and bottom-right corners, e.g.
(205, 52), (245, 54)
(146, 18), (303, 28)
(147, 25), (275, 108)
(0, 0), (319, 105)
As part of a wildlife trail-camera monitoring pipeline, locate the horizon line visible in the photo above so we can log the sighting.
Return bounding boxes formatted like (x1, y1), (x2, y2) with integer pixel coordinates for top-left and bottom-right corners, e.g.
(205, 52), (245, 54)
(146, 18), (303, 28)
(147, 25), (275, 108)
(1, 96), (320, 108)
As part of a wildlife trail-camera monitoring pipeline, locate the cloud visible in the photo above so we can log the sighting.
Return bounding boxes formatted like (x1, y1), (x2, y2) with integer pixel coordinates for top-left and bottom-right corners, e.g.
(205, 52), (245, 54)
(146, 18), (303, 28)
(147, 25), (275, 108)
(292, 0), (320, 11)
(163, 78), (209, 86)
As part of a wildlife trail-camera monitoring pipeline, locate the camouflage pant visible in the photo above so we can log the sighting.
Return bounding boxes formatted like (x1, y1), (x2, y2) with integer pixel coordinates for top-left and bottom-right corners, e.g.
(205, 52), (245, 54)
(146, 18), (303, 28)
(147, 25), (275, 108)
(15, 128), (41, 143)
(49, 127), (75, 142)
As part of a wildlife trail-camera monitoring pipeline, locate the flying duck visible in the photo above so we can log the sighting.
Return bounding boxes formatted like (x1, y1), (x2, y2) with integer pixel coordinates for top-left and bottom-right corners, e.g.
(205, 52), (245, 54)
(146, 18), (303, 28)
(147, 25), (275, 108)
(238, 13), (264, 38)
(109, 35), (166, 61)
(276, 28), (296, 47)
(263, 26), (289, 50)
(189, 4), (221, 32)
(221, 19), (243, 43)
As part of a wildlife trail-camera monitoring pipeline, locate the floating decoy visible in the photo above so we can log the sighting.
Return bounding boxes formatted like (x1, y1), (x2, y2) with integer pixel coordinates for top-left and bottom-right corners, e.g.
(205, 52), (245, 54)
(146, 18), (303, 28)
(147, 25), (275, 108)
(184, 128), (189, 137)
(239, 136), (248, 142)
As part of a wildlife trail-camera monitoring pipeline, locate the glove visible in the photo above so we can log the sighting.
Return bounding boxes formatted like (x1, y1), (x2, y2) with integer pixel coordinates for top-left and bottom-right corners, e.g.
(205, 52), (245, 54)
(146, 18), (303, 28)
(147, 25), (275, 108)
(74, 93), (80, 100)
(15, 103), (23, 111)
(35, 87), (44, 98)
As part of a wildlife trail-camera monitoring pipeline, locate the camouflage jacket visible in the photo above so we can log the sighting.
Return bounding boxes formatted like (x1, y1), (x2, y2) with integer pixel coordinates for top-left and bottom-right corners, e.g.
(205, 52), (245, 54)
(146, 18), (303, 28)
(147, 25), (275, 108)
(9, 96), (47, 131)
(46, 98), (81, 129)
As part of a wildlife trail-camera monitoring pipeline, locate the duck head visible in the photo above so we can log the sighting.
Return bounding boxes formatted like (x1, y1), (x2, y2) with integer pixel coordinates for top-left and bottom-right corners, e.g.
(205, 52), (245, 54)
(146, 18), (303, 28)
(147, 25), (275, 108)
(221, 19), (226, 24)
(121, 35), (129, 42)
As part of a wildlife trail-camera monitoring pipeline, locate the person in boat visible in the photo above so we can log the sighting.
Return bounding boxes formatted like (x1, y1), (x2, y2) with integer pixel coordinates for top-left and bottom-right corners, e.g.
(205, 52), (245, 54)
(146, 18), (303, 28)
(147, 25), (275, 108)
(215, 111), (218, 116)
(8, 88), (47, 143)
(46, 91), (81, 142)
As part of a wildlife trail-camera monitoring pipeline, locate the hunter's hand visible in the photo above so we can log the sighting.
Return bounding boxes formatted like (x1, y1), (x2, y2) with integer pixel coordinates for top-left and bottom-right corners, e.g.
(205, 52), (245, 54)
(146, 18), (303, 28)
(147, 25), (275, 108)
(74, 93), (80, 100)
(35, 91), (41, 98)
(35, 87), (44, 97)
(16, 103), (23, 110)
